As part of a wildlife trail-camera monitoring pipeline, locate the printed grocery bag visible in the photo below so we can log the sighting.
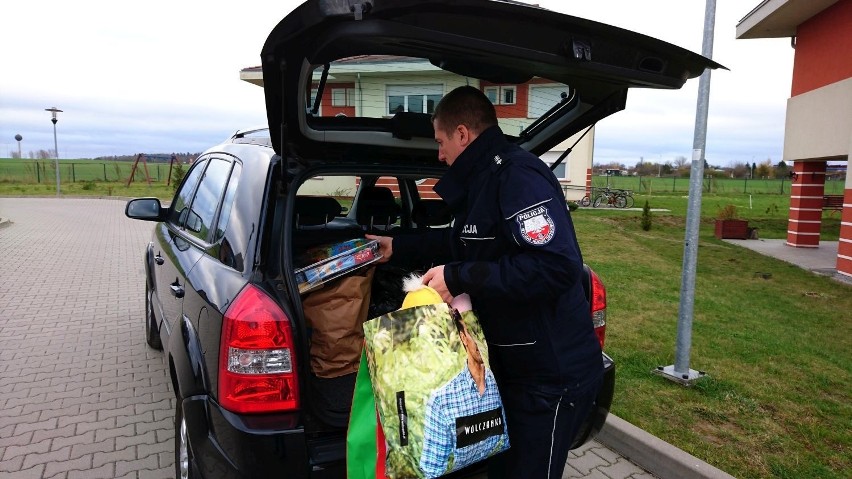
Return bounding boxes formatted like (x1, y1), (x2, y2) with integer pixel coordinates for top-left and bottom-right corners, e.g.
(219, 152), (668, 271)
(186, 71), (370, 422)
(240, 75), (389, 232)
(352, 279), (510, 479)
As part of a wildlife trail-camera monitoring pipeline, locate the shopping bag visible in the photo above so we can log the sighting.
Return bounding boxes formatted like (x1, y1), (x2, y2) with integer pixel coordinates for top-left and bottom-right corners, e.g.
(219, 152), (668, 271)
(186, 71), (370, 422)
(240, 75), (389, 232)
(346, 348), (388, 479)
(303, 267), (375, 378)
(361, 283), (510, 479)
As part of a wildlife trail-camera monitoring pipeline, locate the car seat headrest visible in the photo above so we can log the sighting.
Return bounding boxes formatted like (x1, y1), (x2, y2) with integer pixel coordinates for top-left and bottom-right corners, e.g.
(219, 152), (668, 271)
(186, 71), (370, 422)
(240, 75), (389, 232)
(356, 186), (400, 230)
(412, 199), (452, 228)
(294, 196), (343, 227)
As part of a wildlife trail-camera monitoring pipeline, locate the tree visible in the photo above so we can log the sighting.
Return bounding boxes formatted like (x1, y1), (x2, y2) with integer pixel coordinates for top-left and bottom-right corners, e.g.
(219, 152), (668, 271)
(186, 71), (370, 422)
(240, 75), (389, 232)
(673, 155), (689, 170)
(729, 161), (750, 178)
(633, 162), (660, 177)
(755, 159), (773, 179)
(775, 160), (789, 179)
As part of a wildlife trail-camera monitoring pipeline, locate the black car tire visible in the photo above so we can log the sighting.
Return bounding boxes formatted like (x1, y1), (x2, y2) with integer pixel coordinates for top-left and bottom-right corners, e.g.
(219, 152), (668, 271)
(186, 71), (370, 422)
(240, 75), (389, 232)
(175, 402), (199, 479)
(145, 283), (163, 350)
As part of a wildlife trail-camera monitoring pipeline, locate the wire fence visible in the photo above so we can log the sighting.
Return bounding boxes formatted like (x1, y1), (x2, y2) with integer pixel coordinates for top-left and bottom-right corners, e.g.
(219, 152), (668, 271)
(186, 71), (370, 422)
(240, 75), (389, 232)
(0, 160), (174, 184)
(587, 175), (846, 196)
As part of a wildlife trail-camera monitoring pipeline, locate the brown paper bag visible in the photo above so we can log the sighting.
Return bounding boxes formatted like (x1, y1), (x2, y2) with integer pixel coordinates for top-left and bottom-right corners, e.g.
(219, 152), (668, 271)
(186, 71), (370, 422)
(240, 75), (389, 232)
(303, 267), (375, 378)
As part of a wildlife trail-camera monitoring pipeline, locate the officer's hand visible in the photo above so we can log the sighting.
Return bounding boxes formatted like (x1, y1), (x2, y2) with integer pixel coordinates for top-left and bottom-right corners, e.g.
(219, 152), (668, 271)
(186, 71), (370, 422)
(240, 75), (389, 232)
(365, 234), (392, 263)
(422, 265), (454, 304)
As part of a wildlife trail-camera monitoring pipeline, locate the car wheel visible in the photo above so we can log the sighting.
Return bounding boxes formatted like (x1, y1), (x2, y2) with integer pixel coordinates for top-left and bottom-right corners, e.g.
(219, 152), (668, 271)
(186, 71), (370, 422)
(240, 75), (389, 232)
(175, 402), (197, 479)
(145, 283), (163, 350)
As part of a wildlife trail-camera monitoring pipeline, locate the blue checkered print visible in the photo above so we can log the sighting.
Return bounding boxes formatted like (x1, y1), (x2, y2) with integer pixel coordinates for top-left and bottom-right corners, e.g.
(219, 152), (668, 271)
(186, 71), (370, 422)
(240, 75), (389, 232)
(419, 367), (509, 478)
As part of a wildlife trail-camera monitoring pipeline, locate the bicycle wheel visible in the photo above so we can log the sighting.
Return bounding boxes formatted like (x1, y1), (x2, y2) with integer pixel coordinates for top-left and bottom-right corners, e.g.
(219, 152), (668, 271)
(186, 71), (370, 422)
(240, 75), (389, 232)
(625, 195), (635, 208)
(615, 195), (627, 208)
(592, 195), (603, 208)
(579, 196), (591, 207)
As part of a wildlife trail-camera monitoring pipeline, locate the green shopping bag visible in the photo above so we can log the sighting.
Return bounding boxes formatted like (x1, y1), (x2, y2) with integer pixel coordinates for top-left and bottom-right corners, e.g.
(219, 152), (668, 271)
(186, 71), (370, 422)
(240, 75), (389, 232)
(346, 348), (388, 479)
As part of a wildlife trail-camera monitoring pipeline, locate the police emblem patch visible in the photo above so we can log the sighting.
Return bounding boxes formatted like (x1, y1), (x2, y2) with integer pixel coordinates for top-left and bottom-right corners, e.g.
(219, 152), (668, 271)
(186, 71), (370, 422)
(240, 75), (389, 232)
(516, 206), (555, 245)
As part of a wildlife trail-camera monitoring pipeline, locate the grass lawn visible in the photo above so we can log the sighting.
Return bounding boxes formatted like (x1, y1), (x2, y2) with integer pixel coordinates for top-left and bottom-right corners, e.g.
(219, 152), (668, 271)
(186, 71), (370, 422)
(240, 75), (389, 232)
(573, 205), (850, 479)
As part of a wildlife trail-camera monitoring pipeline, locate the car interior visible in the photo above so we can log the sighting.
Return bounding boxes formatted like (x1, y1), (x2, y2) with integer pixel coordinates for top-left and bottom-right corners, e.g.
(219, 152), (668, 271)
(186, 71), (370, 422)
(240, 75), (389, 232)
(292, 172), (455, 430)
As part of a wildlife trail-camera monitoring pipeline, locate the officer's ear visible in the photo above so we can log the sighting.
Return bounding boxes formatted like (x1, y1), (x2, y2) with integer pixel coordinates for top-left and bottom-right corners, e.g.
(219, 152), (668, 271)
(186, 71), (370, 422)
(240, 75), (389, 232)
(456, 124), (475, 147)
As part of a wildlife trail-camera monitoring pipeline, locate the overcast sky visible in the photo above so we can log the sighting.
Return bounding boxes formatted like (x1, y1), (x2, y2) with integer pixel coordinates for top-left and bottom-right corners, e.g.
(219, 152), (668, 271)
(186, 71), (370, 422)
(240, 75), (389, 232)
(0, 0), (794, 167)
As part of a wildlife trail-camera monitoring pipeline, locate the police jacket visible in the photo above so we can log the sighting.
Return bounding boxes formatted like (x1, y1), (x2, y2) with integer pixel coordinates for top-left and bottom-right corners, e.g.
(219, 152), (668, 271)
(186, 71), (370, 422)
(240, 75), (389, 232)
(393, 126), (602, 390)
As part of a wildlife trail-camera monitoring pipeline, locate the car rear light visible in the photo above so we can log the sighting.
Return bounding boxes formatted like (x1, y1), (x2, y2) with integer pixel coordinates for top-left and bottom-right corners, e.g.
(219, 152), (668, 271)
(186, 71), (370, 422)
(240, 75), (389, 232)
(589, 269), (607, 349)
(219, 284), (299, 414)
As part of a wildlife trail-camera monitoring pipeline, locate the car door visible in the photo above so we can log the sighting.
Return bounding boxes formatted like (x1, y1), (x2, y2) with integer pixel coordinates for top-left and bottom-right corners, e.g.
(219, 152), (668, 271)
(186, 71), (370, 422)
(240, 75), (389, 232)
(153, 159), (208, 339)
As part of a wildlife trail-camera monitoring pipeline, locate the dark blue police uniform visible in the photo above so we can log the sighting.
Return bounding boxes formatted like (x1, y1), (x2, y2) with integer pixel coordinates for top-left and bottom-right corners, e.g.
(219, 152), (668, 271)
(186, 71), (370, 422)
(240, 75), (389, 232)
(394, 125), (604, 478)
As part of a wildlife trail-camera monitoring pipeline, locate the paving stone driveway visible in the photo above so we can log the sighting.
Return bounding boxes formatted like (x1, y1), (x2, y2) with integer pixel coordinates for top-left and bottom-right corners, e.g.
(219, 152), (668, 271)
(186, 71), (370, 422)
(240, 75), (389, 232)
(0, 197), (655, 479)
(0, 198), (174, 479)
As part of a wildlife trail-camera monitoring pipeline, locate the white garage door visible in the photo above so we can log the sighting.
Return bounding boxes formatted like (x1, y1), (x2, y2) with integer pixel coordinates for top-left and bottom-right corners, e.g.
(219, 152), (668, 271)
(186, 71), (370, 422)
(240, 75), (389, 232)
(528, 85), (571, 118)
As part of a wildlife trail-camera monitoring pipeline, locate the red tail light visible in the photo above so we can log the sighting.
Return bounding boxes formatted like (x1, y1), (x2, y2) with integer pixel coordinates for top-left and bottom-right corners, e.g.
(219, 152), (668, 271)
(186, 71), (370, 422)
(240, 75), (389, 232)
(589, 269), (607, 349)
(219, 284), (299, 414)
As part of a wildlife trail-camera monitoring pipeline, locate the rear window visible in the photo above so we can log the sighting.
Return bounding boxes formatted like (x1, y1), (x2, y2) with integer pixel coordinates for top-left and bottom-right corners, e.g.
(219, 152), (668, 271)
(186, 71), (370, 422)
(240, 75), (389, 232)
(306, 56), (571, 136)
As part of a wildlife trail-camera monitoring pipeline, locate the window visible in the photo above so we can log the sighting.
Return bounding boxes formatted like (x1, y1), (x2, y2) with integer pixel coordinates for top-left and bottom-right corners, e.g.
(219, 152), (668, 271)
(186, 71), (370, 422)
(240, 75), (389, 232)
(185, 158), (232, 242)
(551, 163), (566, 179)
(484, 85), (516, 105)
(501, 86), (516, 105)
(484, 86), (498, 104)
(214, 163), (241, 243)
(169, 159), (207, 227)
(387, 85), (443, 115)
(528, 85), (569, 118)
(332, 88), (346, 106)
(347, 88), (356, 107)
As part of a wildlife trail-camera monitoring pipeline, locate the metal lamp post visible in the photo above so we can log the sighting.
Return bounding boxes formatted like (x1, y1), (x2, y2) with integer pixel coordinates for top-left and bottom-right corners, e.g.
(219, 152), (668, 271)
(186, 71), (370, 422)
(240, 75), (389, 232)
(15, 134), (22, 158)
(45, 107), (63, 196)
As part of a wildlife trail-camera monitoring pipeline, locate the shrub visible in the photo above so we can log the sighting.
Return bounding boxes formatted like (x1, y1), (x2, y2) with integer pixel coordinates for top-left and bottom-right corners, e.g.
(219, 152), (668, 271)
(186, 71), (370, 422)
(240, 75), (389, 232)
(717, 203), (738, 220)
(641, 200), (652, 231)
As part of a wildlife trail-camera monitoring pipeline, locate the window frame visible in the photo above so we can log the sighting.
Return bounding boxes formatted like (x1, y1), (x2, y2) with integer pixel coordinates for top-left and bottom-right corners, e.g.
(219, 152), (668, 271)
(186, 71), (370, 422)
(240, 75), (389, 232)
(500, 85), (517, 105)
(484, 86), (499, 104)
(332, 88), (347, 107)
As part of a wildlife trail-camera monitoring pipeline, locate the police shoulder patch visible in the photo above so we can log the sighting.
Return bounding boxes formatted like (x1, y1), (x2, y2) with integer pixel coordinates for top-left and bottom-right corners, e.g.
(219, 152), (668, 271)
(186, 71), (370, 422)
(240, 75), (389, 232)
(515, 205), (555, 245)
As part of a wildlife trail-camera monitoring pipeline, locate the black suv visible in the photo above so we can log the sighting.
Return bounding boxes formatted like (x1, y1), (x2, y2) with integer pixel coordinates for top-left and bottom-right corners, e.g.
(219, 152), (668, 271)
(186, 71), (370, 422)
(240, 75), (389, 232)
(125, 1), (720, 477)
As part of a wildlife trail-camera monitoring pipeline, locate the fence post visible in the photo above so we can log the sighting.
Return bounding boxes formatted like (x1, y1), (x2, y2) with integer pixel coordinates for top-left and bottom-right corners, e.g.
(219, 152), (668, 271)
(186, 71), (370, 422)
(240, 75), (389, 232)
(103, 164), (107, 181)
(743, 177), (748, 194)
(72, 163), (76, 183)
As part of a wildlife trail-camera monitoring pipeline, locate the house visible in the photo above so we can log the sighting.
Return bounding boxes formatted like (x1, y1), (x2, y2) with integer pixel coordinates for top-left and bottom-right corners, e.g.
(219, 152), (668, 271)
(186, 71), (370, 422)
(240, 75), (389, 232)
(239, 55), (595, 201)
(737, 0), (852, 279)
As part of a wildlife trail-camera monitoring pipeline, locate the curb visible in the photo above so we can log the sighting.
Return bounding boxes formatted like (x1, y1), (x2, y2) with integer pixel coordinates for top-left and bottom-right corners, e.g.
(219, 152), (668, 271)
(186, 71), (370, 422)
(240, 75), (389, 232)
(597, 415), (737, 479)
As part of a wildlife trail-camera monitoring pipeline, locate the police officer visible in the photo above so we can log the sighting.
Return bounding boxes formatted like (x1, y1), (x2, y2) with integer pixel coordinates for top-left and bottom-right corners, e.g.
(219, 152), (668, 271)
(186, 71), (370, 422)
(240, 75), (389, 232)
(367, 85), (603, 479)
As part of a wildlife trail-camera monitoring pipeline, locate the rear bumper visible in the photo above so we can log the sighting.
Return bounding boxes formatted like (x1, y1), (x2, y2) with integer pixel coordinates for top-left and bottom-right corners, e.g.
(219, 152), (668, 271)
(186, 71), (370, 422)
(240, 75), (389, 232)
(570, 352), (615, 449)
(183, 395), (344, 478)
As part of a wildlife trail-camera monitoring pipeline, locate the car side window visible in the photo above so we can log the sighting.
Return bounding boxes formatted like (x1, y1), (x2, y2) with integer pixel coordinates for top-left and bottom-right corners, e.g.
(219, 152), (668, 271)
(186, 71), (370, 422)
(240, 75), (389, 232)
(214, 162), (241, 243)
(184, 158), (233, 242)
(169, 160), (208, 227)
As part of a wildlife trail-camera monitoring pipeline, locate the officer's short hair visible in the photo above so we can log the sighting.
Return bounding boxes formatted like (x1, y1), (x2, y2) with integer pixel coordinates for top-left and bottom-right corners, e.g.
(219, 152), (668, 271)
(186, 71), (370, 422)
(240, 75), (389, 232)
(432, 85), (498, 137)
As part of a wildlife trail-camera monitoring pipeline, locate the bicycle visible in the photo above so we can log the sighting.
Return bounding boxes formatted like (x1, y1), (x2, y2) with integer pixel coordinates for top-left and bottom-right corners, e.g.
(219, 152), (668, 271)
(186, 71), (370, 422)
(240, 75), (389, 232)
(592, 188), (627, 208)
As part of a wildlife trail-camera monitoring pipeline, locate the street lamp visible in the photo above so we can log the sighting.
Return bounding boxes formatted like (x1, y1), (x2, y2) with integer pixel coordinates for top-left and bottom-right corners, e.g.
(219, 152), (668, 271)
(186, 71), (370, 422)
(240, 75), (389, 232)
(45, 107), (63, 196)
(14, 134), (22, 158)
